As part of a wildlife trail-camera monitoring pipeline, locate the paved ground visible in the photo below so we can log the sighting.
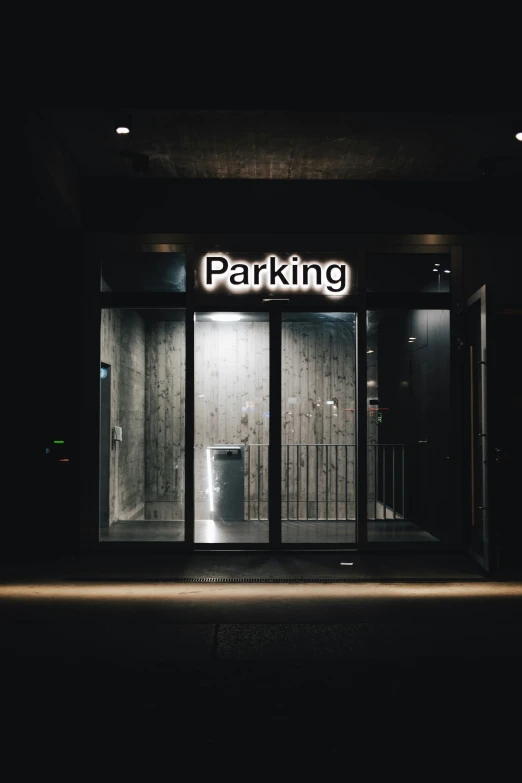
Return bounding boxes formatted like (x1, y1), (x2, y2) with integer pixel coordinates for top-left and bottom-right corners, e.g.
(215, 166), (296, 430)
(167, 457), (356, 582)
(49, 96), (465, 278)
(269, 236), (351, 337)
(1, 555), (521, 768)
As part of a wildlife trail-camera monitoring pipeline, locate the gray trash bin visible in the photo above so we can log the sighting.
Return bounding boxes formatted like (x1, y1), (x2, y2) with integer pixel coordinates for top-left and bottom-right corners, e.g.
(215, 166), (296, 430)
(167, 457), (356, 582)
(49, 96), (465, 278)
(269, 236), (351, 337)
(208, 445), (244, 522)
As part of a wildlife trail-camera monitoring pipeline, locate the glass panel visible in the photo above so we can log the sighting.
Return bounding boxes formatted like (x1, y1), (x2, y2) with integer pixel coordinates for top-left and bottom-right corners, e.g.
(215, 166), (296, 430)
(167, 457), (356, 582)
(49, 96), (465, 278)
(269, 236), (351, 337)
(101, 252), (186, 292)
(367, 309), (450, 542)
(281, 313), (357, 544)
(99, 308), (185, 541)
(367, 254), (451, 292)
(195, 312), (269, 543)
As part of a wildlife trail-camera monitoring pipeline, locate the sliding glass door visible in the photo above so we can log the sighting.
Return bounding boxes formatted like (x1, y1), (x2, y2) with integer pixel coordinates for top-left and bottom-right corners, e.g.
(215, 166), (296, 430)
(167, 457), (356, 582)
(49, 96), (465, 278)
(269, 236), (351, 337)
(281, 313), (357, 544)
(194, 312), (270, 544)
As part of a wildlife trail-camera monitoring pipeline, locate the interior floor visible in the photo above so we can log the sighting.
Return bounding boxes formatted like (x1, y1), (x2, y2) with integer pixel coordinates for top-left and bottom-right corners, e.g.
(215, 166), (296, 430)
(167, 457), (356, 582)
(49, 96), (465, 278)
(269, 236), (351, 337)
(100, 518), (439, 543)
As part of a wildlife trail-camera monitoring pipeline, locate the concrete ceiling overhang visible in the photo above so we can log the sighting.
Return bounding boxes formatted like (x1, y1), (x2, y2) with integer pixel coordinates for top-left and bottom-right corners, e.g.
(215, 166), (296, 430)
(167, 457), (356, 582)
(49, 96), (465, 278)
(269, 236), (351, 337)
(38, 109), (522, 181)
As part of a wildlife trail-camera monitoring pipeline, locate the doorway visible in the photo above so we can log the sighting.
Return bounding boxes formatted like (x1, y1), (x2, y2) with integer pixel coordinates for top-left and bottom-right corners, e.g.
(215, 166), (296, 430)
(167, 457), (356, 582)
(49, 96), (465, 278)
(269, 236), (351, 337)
(98, 304), (453, 549)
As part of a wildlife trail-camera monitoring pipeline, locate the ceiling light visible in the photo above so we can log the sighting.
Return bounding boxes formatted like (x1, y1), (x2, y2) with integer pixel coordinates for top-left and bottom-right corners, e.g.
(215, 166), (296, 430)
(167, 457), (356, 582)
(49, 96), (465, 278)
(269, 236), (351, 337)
(433, 268), (439, 272)
(409, 337), (416, 341)
(516, 132), (522, 141)
(115, 113), (132, 134)
(434, 263), (440, 267)
(209, 313), (241, 322)
(444, 269), (450, 273)
(367, 349), (374, 353)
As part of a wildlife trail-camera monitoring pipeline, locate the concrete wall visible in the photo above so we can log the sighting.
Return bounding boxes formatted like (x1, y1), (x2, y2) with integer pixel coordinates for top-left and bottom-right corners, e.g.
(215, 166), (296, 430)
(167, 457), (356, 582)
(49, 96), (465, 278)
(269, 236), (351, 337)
(194, 320), (270, 521)
(100, 308), (146, 523)
(281, 319), (357, 519)
(144, 321), (186, 521)
(193, 318), (358, 521)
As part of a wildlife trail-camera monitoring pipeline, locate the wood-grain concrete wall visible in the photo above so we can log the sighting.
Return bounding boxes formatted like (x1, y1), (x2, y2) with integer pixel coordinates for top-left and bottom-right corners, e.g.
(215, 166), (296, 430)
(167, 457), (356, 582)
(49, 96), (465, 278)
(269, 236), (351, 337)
(100, 308), (146, 524)
(144, 321), (186, 521)
(194, 321), (270, 521)
(281, 319), (357, 519)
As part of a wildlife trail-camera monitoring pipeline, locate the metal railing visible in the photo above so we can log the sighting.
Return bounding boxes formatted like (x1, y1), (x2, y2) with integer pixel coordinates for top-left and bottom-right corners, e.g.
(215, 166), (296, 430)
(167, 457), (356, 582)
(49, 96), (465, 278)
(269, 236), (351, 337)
(244, 444), (357, 521)
(243, 443), (406, 522)
(244, 444), (269, 521)
(367, 444), (405, 520)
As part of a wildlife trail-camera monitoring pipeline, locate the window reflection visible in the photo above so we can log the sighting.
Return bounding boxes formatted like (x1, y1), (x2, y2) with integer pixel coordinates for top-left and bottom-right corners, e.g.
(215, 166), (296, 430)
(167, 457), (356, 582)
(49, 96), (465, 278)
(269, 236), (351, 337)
(367, 309), (450, 542)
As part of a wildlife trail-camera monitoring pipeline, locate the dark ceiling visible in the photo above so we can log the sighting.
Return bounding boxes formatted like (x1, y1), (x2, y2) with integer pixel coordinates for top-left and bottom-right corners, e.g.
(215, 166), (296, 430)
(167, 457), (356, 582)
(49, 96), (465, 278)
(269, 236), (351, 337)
(40, 109), (522, 181)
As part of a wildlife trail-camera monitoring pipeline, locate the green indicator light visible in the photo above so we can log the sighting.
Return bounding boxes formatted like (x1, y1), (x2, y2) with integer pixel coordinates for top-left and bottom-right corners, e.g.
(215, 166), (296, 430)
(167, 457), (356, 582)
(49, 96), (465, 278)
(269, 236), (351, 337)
(54, 440), (65, 444)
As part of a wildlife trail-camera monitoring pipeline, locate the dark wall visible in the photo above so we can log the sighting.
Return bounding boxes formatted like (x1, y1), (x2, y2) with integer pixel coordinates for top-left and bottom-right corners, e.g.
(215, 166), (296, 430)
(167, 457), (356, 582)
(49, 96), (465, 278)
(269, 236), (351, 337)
(18, 125), (83, 559)
(81, 177), (521, 234)
(489, 313), (522, 566)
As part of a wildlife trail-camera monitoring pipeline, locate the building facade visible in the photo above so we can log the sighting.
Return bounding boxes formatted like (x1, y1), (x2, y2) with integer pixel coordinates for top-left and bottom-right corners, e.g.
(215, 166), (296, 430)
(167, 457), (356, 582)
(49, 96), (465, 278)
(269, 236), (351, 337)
(75, 229), (518, 572)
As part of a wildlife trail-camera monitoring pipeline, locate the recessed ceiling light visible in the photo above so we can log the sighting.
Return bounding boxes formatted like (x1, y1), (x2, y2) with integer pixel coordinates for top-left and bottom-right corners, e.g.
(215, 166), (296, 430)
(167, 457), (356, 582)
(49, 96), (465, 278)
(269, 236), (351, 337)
(516, 132), (522, 141)
(444, 269), (451, 273)
(433, 268), (439, 272)
(367, 349), (374, 353)
(115, 113), (132, 134)
(434, 263), (440, 267)
(209, 313), (241, 322)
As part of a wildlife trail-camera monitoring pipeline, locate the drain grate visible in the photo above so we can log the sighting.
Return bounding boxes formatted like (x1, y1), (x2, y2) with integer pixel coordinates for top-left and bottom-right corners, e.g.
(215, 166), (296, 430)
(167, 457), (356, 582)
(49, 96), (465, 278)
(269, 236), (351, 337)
(65, 575), (486, 583)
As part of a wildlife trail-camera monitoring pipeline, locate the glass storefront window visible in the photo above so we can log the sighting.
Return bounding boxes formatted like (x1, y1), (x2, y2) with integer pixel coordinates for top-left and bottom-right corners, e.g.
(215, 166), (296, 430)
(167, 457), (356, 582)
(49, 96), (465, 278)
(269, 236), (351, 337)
(101, 252), (186, 292)
(367, 254), (451, 292)
(99, 308), (186, 541)
(194, 312), (269, 543)
(366, 309), (450, 542)
(281, 313), (357, 544)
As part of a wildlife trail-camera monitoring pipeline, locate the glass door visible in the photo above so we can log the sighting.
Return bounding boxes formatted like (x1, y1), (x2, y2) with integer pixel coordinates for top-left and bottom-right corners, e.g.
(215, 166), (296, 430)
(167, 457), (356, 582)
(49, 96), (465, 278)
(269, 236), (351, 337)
(280, 312), (357, 545)
(194, 311), (270, 544)
(366, 308), (451, 544)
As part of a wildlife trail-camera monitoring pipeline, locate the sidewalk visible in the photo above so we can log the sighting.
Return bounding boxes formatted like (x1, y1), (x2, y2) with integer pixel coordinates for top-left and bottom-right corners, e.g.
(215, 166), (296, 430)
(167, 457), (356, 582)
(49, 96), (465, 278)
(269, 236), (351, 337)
(2, 554), (521, 759)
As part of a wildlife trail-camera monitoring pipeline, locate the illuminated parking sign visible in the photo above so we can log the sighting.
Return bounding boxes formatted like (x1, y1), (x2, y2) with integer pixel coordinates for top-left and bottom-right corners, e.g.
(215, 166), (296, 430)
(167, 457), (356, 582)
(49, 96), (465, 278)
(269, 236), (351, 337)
(200, 254), (352, 296)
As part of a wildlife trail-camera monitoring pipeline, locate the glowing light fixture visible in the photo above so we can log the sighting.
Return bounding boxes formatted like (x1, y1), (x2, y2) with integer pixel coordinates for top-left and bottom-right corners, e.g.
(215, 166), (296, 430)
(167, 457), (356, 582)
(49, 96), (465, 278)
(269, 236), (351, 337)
(367, 349), (374, 353)
(54, 440), (64, 444)
(115, 113), (131, 134)
(434, 263), (440, 267)
(433, 268), (439, 272)
(209, 313), (241, 322)
(516, 132), (522, 141)
(444, 269), (450, 274)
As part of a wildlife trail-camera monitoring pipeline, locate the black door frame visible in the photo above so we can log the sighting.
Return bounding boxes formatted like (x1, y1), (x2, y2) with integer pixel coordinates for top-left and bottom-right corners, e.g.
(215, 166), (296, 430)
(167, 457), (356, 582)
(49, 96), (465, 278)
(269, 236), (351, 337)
(465, 284), (491, 571)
